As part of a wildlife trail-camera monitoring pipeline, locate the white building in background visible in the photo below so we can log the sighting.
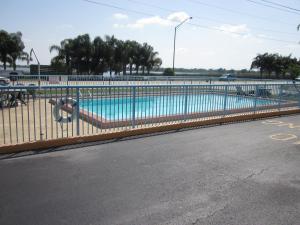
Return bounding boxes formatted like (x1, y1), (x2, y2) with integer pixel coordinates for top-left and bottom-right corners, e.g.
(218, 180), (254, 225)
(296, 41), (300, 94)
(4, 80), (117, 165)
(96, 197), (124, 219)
(0, 66), (30, 77)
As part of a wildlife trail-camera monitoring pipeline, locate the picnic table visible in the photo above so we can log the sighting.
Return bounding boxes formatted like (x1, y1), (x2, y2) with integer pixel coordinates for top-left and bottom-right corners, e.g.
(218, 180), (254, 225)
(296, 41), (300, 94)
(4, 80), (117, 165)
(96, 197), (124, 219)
(0, 88), (27, 108)
(257, 87), (272, 97)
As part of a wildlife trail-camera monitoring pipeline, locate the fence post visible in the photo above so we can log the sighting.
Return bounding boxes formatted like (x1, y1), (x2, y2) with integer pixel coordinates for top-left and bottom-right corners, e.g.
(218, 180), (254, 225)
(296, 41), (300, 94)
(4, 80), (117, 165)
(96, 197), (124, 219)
(253, 85), (258, 113)
(76, 87), (80, 136)
(132, 86), (136, 128)
(184, 85), (188, 121)
(278, 84), (283, 111)
(223, 85), (228, 115)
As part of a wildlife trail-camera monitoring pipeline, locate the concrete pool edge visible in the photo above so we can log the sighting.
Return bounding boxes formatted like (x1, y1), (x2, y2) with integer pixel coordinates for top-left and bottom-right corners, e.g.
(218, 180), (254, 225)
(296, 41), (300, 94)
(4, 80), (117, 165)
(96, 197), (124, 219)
(1, 108), (300, 154)
(49, 99), (298, 129)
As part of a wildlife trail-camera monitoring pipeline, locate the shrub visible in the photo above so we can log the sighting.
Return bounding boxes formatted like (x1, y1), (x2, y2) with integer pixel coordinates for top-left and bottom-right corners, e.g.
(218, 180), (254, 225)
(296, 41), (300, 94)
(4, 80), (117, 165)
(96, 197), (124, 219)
(163, 68), (175, 76)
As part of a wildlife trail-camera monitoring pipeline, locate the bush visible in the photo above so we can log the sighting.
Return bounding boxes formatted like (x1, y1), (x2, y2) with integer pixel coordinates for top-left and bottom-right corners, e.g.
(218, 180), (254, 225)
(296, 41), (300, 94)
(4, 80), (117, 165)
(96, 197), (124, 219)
(288, 64), (300, 80)
(163, 68), (175, 76)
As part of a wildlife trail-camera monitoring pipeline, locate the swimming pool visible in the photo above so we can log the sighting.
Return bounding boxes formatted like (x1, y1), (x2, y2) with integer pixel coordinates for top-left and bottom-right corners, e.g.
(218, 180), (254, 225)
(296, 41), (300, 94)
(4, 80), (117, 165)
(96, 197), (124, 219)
(79, 94), (278, 121)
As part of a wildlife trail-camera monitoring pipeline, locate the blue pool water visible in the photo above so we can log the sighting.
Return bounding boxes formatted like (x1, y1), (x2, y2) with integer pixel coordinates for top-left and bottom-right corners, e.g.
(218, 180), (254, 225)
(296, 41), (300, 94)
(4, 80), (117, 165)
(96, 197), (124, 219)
(80, 94), (278, 120)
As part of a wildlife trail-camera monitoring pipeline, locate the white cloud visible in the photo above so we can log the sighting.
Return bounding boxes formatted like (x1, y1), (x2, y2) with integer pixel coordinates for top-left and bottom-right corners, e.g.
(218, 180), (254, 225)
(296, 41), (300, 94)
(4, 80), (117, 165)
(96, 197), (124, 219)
(216, 24), (250, 37)
(113, 13), (128, 20)
(113, 23), (125, 28)
(167, 12), (190, 23)
(113, 11), (191, 29)
(56, 24), (74, 30)
(127, 16), (172, 29)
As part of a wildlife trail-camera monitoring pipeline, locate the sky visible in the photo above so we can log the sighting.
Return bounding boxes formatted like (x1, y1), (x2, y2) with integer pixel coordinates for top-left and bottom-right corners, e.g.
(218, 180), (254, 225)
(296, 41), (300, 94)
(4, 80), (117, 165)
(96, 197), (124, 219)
(1, 0), (300, 69)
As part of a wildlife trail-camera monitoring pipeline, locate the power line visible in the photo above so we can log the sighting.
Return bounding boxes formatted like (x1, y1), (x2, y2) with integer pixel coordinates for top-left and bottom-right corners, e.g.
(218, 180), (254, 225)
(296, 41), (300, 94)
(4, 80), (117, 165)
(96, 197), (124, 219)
(82, 0), (153, 16)
(260, 0), (300, 12)
(188, 22), (297, 44)
(187, 0), (296, 26)
(81, 0), (298, 44)
(245, 0), (300, 16)
(124, 0), (299, 37)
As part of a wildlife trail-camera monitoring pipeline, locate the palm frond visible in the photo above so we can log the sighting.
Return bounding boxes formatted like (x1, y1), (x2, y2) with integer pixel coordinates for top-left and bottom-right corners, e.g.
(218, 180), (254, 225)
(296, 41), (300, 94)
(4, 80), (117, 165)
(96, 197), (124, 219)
(49, 45), (60, 53)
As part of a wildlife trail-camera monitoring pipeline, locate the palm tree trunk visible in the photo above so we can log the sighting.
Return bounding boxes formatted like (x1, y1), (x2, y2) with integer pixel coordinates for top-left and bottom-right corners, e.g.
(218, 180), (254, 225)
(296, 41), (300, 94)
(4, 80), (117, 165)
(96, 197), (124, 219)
(13, 57), (17, 71)
(129, 64), (133, 75)
(142, 66), (145, 75)
(123, 64), (126, 75)
(260, 69), (263, 79)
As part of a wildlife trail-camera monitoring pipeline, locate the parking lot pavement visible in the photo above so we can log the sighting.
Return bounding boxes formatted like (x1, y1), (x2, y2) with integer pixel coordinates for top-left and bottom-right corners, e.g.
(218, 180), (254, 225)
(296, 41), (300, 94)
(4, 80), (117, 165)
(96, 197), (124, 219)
(0, 115), (300, 225)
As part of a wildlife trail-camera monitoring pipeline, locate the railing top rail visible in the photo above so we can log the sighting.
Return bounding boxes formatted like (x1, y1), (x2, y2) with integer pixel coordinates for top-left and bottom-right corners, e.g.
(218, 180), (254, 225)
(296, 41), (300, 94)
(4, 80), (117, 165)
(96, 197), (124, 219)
(0, 83), (291, 89)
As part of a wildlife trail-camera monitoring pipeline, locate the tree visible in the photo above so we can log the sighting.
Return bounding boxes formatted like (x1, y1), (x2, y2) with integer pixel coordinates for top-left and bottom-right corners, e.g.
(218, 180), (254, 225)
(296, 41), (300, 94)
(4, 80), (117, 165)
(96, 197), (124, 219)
(50, 34), (163, 75)
(126, 40), (139, 75)
(133, 43), (142, 75)
(104, 35), (117, 76)
(91, 36), (107, 74)
(251, 53), (267, 79)
(251, 53), (300, 79)
(0, 30), (11, 70)
(50, 39), (73, 74)
(114, 39), (129, 75)
(71, 34), (92, 74)
(288, 64), (300, 80)
(0, 30), (29, 71)
(163, 68), (175, 76)
(146, 51), (162, 74)
(9, 32), (28, 70)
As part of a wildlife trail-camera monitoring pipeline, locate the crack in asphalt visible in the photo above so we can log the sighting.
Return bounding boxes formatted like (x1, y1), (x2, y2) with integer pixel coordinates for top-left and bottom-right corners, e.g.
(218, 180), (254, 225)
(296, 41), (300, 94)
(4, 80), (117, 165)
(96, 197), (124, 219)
(189, 168), (269, 225)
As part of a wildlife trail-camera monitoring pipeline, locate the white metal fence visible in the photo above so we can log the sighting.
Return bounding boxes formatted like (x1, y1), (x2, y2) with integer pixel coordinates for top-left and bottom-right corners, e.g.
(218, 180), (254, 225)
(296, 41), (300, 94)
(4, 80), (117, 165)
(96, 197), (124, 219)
(0, 83), (299, 146)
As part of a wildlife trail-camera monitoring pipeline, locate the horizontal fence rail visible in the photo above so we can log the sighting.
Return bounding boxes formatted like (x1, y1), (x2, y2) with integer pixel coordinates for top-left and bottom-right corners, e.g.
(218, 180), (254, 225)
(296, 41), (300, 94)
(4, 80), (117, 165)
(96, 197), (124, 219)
(4, 74), (294, 86)
(0, 83), (300, 146)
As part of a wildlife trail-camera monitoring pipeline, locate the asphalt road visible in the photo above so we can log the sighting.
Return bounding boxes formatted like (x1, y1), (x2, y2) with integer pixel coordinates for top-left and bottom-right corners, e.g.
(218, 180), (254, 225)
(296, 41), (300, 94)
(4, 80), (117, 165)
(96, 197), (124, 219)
(0, 115), (300, 225)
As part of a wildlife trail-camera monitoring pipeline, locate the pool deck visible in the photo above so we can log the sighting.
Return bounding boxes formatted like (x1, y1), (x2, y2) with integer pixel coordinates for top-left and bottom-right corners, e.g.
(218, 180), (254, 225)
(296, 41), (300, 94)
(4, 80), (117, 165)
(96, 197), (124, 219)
(0, 114), (300, 225)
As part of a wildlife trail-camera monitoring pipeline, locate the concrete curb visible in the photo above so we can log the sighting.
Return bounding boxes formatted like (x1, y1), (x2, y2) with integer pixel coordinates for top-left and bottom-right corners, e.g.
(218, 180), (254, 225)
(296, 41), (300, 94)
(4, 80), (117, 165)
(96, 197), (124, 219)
(1, 109), (300, 154)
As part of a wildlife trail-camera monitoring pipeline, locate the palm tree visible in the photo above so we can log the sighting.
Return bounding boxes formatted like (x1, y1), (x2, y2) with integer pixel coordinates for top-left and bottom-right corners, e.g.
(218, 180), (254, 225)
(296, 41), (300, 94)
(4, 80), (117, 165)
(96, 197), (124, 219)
(91, 36), (107, 74)
(71, 34), (92, 74)
(135, 44), (143, 75)
(104, 35), (117, 76)
(0, 30), (13, 70)
(113, 40), (126, 75)
(140, 43), (153, 74)
(146, 51), (162, 75)
(50, 39), (73, 74)
(116, 40), (131, 75)
(263, 53), (277, 78)
(8, 32), (29, 70)
(49, 34), (163, 76)
(251, 53), (268, 79)
(127, 40), (140, 75)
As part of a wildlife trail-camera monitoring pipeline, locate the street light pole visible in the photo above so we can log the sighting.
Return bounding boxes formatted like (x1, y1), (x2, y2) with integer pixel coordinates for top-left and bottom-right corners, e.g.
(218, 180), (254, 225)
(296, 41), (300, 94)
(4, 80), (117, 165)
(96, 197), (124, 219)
(172, 17), (192, 73)
(30, 48), (40, 87)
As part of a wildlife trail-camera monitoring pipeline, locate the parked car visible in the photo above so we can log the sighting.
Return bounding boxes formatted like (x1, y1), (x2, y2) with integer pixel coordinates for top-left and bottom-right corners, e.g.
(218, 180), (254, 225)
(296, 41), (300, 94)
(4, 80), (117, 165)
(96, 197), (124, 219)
(0, 76), (11, 86)
(219, 74), (236, 81)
